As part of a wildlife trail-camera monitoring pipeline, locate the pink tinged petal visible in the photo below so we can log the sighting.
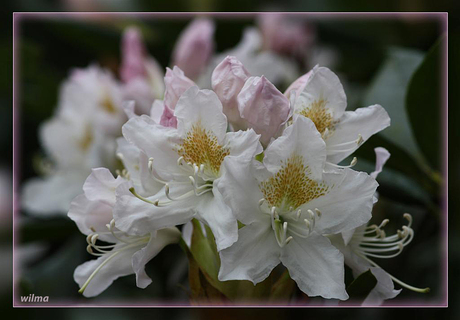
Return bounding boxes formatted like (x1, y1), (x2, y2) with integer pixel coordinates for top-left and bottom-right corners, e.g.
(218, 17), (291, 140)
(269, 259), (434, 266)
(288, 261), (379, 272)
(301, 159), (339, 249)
(175, 86), (228, 143)
(133, 228), (181, 288)
(68, 194), (114, 242)
(211, 56), (250, 130)
(371, 147), (391, 179)
(195, 190), (238, 251)
(150, 100), (164, 124)
(113, 183), (196, 236)
(284, 70), (313, 101)
(264, 116), (327, 181)
(122, 79), (156, 116)
(164, 66), (196, 111)
(159, 105), (177, 128)
(120, 27), (147, 83)
(305, 168), (377, 235)
(74, 242), (140, 297)
(237, 76), (290, 147)
(295, 66), (347, 120)
(83, 168), (124, 206)
(258, 14), (313, 57)
(325, 104), (391, 164)
(280, 234), (349, 300)
(172, 18), (215, 80)
(218, 221), (281, 284)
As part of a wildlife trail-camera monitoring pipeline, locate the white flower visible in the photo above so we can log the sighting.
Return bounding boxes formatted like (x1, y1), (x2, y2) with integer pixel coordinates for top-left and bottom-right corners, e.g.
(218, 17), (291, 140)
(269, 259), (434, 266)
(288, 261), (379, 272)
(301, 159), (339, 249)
(217, 116), (378, 300)
(23, 65), (126, 215)
(113, 86), (262, 251)
(289, 66), (391, 165)
(68, 167), (180, 297)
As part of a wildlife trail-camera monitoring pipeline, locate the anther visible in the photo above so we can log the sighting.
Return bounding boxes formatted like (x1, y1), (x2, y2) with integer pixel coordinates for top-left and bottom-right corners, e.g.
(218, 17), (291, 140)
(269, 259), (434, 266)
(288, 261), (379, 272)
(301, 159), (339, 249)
(356, 134), (363, 145)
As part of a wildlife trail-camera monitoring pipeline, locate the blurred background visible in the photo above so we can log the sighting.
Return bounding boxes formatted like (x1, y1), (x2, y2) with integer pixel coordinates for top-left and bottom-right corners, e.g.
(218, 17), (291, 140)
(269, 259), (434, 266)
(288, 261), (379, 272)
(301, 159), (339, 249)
(1, 0), (457, 319)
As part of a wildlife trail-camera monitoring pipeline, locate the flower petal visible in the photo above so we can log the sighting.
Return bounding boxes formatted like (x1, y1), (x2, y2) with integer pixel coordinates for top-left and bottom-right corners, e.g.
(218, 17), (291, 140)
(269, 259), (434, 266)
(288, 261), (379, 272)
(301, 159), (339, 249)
(211, 55), (250, 129)
(264, 116), (326, 181)
(22, 170), (88, 215)
(371, 147), (391, 179)
(132, 228), (181, 288)
(304, 168), (377, 235)
(218, 220), (280, 284)
(83, 168), (124, 206)
(280, 234), (348, 300)
(172, 18), (215, 80)
(326, 104), (390, 164)
(237, 76), (290, 147)
(175, 86), (228, 143)
(164, 66), (196, 111)
(122, 115), (183, 180)
(363, 267), (401, 305)
(295, 66), (347, 120)
(74, 243), (139, 297)
(68, 194), (114, 242)
(195, 189), (238, 251)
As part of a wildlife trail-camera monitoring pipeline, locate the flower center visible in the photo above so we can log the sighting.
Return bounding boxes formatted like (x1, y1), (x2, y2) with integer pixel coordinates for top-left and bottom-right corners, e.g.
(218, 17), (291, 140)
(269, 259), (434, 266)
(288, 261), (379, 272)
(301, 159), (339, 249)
(177, 122), (230, 176)
(259, 153), (329, 211)
(258, 153), (328, 247)
(101, 94), (117, 114)
(297, 99), (336, 139)
(79, 125), (94, 151)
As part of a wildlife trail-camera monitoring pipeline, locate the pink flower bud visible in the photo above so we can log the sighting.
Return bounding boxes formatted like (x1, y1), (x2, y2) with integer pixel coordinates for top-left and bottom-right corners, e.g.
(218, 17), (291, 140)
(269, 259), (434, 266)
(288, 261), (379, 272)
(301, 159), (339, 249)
(258, 14), (313, 57)
(284, 70), (313, 101)
(172, 18), (215, 79)
(164, 66), (196, 111)
(159, 105), (178, 128)
(120, 27), (147, 83)
(238, 76), (290, 147)
(212, 56), (250, 130)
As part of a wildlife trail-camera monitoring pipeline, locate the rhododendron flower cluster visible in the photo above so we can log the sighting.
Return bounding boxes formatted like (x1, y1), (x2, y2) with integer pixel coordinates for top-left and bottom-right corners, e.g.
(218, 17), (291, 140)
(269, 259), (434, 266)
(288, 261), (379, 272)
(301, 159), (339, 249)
(67, 54), (429, 303)
(20, 19), (430, 305)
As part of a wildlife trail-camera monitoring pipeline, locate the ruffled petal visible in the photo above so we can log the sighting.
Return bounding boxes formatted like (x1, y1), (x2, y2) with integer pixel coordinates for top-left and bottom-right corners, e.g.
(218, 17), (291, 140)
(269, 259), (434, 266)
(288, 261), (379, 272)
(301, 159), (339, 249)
(280, 233), (348, 300)
(195, 189), (238, 251)
(218, 220), (281, 284)
(74, 243), (139, 297)
(326, 105), (390, 164)
(83, 168), (124, 206)
(132, 228), (181, 288)
(304, 168), (377, 235)
(68, 194), (114, 242)
(175, 86), (228, 143)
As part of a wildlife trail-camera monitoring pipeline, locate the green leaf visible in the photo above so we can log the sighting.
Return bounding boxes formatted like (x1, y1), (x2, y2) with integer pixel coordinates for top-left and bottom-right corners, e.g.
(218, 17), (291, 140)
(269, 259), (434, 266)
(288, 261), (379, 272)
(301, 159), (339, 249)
(343, 269), (378, 304)
(362, 48), (424, 161)
(406, 36), (445, 172)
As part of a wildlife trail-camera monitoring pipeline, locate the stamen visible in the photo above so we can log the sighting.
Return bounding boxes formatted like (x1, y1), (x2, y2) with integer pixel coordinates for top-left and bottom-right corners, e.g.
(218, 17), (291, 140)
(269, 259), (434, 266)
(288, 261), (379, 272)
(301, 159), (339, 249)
(148, 158), (168, 185)
(326, 157), (358, 169)
(327, 134), (363, 154)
